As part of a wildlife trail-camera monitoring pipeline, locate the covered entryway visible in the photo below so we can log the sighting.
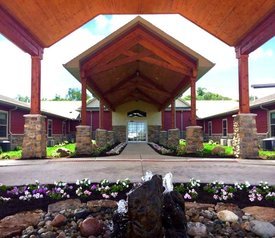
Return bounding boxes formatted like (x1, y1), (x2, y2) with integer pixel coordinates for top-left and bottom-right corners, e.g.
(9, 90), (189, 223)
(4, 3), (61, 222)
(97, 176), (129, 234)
(127, 121), (147, 142)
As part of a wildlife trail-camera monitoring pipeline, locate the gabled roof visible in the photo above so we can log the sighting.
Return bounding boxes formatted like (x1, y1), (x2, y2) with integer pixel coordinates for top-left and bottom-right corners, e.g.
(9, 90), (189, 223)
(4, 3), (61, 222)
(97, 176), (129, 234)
(198, 93), (275, 120)
(0, 94), (77, 120)
(65, 17), (214, 111)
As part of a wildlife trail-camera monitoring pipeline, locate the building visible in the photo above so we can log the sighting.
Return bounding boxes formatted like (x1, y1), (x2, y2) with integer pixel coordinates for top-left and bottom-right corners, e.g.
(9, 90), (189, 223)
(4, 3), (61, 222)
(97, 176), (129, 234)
(0, 95), (79, 151)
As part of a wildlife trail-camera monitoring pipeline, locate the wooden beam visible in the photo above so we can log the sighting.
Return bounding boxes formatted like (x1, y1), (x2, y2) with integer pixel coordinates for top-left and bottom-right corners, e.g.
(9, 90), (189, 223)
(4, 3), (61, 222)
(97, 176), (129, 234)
(91, 51), (151, 75)
(30, 56), (41, 114)
(190, 76), (196, 126)
(139, 73), (170, 94)
(235, 10), (275, 56)
(0, 6), (44, 57)
(171, 99), (175, 129)
(141, 56), (192, 76)
(81, 72), (87, 125)
(238, 54), (250, 113)
(135, 88), (162, 107)
(99, 100), (104, 129)
(161, 110), (165, 130)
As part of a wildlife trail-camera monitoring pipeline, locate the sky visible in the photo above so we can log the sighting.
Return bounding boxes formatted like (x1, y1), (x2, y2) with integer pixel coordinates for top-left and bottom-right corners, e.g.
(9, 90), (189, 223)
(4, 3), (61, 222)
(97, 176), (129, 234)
(0, 14), (274, 101)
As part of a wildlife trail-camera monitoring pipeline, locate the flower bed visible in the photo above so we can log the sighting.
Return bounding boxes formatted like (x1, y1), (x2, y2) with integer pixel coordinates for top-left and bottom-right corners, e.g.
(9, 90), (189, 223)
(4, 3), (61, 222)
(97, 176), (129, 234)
(0, 178), (274, 219)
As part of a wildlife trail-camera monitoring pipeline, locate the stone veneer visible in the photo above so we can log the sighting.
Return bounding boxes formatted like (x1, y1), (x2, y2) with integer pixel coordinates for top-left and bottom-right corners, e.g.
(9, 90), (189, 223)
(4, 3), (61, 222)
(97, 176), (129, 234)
(107, 131), (115, 146)
(167, 129), (180, 149)
(233, 114), (259, 159)
(186, 126), (203, 153)
(113, 126), (126, 143)
(22, 114), (47, 158)
(95, 129), (107, 148)
(76, 125), (92, 155)
(159, 131), (168, 146)
(148, 125), (161, 143)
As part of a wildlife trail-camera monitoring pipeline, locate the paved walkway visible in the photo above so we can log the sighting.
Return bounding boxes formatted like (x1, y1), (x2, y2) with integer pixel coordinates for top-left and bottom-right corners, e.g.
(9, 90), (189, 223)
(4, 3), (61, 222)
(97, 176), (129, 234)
(0, 143), (274, 186)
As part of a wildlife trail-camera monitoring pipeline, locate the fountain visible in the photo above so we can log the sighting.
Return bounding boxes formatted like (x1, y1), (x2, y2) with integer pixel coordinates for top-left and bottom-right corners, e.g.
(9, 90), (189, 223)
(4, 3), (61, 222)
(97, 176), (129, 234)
(112, 172), (187, 238)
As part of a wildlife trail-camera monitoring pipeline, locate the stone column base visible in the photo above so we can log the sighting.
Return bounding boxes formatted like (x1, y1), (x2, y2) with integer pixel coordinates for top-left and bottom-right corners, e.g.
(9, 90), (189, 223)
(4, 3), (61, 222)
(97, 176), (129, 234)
(159, 131), (168, 146)
(96, 129), (107, 148)
(113, 126), (126, 143)
(22, 114), (47, 159)
(76, 125), (92, 155)
(233, 114), (259, 159)
(167, 129), (180, 149)
(107, 131), (115, 146)
(186, 126), (203, 154)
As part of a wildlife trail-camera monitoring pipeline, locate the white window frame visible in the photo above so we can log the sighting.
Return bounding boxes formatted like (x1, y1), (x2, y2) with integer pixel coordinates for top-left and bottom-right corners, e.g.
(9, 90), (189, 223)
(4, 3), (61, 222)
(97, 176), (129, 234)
(269, 110), (275, 137)
(208, 121), (212, 136)
(0, 110), (8, 139)
(222, 119), (228, 137)
(47, 119), (53, 138)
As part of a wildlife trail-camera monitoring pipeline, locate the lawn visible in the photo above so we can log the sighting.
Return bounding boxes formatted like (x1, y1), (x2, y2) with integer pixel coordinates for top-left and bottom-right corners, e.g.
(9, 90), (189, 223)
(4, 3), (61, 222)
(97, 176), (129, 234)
(0, 143), (76, 159)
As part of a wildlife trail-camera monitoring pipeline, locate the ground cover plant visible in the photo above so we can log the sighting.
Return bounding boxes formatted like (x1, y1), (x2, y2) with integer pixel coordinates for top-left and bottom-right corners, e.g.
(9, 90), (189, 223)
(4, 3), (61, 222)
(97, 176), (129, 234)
(0, 178), (274, 219)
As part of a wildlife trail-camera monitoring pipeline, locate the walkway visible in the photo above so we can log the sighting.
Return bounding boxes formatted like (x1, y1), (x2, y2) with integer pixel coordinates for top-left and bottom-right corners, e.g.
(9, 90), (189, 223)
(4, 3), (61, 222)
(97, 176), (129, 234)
(0, 143), (274, 186)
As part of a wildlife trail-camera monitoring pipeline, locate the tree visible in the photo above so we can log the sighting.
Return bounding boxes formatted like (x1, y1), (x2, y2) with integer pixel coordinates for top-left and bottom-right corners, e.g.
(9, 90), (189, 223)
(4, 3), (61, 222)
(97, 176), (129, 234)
(16, 95), (30, 103)
(52, 94), (63, 101)
(183, 87), (232, 100)
(66, 88), (81, 101)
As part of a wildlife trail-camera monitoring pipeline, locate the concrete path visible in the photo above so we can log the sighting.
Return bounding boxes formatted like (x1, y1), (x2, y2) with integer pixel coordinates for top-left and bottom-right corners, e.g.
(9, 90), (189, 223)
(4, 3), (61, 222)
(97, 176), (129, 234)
(0, 143), (274, 186)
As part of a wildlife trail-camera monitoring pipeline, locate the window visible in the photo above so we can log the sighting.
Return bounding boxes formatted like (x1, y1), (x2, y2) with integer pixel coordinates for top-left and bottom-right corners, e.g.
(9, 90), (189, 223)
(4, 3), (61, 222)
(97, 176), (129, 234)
(208, 121), (212, 136)
(0, 111), (8, 139)
(270, 111), (275, 137)
(222, 119), (228, 137)
(62, 121), (66, 136)
(47, 119), (53, 137)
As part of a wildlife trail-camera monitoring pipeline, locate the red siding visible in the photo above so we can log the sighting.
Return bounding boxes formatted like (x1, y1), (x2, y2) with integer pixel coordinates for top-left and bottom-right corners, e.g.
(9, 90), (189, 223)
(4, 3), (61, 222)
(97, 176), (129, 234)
(89, 110), (112, 131)
(11, 110), (26, 134)
(164, 110), (191, 130)
(252, 108), (268, 133)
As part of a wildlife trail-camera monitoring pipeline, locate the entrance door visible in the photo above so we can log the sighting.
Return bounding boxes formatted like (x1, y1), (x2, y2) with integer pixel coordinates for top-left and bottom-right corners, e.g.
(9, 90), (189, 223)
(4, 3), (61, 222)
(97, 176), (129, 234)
(127, 121), (147, 142)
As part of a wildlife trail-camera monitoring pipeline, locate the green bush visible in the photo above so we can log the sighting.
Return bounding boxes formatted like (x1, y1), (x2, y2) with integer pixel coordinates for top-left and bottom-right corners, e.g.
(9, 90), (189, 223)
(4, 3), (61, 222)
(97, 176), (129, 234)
(211, 146), (226, 156)
(176, 144), (186, 156)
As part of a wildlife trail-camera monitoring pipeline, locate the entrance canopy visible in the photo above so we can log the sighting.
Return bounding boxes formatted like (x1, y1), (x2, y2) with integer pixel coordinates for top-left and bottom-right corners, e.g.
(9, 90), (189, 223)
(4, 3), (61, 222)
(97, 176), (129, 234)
(64, 17), (214, 111)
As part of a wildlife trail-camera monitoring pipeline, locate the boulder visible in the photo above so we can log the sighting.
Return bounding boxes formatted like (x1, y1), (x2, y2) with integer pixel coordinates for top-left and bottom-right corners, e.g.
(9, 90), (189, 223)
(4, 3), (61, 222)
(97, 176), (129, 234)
(187, 222), (208, 237)
(0, 210), (43, 238)
(215, 203), (244, 217)
(217, 210), (239, 223)
(56, 147), (71, 157)
(250, 220), (275, 238)
(50, 214), (67, 227)
(48, 199), (82, 213)
(87, 199), (118, 211)
(185, 202), (215, 211)
(79, 217), (103, 237)
(242, 206), (275, 223)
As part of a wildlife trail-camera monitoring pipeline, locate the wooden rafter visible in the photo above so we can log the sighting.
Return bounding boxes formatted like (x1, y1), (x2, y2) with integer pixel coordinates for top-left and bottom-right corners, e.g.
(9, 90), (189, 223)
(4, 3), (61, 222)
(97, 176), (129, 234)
(135, 88), (162, 107)
(139, 73), (170, 94)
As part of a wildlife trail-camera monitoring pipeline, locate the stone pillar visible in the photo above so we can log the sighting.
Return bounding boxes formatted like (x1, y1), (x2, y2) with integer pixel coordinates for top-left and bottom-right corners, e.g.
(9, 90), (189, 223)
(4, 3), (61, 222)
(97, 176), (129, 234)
(186, 126), (203, 153)
(159, 131), (168, 146)
(233, 114), (259, 159)
(107, 131), (115, 146)
(96, 129), (107, 148)
(167, 129), (180, 149)
(22, 114), (46, 158)
(148, 125), (161, 143)
(76, 125), (92, 155)
(113, 126), (126, 143)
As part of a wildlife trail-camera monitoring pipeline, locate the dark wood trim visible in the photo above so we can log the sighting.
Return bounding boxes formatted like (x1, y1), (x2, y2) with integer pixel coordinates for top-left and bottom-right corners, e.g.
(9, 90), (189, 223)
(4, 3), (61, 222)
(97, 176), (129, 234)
(171, 99), (175, 129)
(190, 76), (196, 126)
(0, 6), (44, 57)
(30, 56), (41, 114)
(81, 72), (87, 125)
(99, 100), (104, 129)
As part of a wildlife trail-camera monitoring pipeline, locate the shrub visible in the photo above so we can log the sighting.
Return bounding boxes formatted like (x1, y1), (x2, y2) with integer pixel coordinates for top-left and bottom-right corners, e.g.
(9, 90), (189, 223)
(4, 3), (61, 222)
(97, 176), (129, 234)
(211, 146), (225, 156)
(176, 144), (186, 156)
(0, 146), (2, 154)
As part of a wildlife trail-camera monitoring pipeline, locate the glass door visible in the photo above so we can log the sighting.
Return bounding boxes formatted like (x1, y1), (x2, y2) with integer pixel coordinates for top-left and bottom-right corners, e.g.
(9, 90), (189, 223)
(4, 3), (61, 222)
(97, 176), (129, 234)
(127, 121), (147, 142)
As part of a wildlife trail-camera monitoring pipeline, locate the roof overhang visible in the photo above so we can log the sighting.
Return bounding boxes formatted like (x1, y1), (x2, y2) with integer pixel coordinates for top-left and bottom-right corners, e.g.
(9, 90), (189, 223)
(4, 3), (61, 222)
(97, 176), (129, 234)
(64, 17), (214, 111)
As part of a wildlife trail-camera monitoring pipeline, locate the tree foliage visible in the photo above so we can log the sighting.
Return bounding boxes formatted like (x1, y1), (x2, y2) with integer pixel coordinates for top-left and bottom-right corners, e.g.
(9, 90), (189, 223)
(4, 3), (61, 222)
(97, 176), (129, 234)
(16, 95), (30, 103)
(184, 87), (232, 100)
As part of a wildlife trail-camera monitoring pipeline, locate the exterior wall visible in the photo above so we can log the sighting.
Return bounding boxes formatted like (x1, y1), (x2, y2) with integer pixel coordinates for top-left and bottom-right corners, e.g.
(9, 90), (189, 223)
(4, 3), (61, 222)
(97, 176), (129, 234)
(87, 110), (112, 131)
(112, 101), (161, 126)
(148, 125), (161, 143)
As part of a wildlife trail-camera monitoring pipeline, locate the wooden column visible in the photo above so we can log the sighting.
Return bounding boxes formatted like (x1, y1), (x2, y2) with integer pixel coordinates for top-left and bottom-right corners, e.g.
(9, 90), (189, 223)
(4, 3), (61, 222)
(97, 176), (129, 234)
(190, 75), (197, 126)
(237, 54), (250, 113)
(161, 109), (165, 130)
(171, 99), (175, 129)
(81, 72), (87, 125)
(99, 100), (104, 129)
(30, 55), (41, 114)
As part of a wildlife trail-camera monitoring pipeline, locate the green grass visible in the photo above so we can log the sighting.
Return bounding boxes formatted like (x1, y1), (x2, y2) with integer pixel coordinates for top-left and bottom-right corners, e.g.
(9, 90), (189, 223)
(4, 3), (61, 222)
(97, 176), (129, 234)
(202, 143), (233, 156)
(0, 143), (76, 160)
(259, 150), (275, 159)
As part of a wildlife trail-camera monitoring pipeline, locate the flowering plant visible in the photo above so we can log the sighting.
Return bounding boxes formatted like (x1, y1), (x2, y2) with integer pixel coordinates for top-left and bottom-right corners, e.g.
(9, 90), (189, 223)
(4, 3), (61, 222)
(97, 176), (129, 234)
(75, 178), (97, 198)
(204, 181), (236, 201)
(174, 178), (200, 200)
(47, 181), (72, 200)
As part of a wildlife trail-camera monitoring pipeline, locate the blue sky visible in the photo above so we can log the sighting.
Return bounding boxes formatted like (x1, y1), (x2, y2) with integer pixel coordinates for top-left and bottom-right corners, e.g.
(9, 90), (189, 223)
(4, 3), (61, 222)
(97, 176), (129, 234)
(0, 14), (274, 100)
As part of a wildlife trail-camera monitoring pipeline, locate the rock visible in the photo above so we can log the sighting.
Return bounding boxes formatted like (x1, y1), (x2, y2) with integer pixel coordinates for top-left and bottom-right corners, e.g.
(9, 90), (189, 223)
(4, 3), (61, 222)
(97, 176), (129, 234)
(56, 147), (71, 157)
(163, 191), (188, 237)
(200, 210), (215, 220)
(74, 208), (92, 220)
(41, 231), (56, 238)
(0, 209), (43, 238)
(242, 206), (275, 223)
(79, 217), (103, 237)
(127, 175), (164, 237)
(87, 200), (118, 211)
(187, 222), (208, 237)
(241, 221), (251, 231)
(51, 214), (67, 227)
(250, 220), (275, 238)
(215, 203), (243, 218)
(217, 210), (239, 223)
(185, 202), (215, 211)
(57, 231), (66, 238)
(48, 199), (82, 213)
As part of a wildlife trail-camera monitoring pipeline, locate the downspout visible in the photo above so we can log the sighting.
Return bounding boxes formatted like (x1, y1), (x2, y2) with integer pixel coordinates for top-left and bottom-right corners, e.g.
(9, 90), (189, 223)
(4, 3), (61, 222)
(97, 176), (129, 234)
(8, 106), (18, 148)
(260, 105), (270, 137)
